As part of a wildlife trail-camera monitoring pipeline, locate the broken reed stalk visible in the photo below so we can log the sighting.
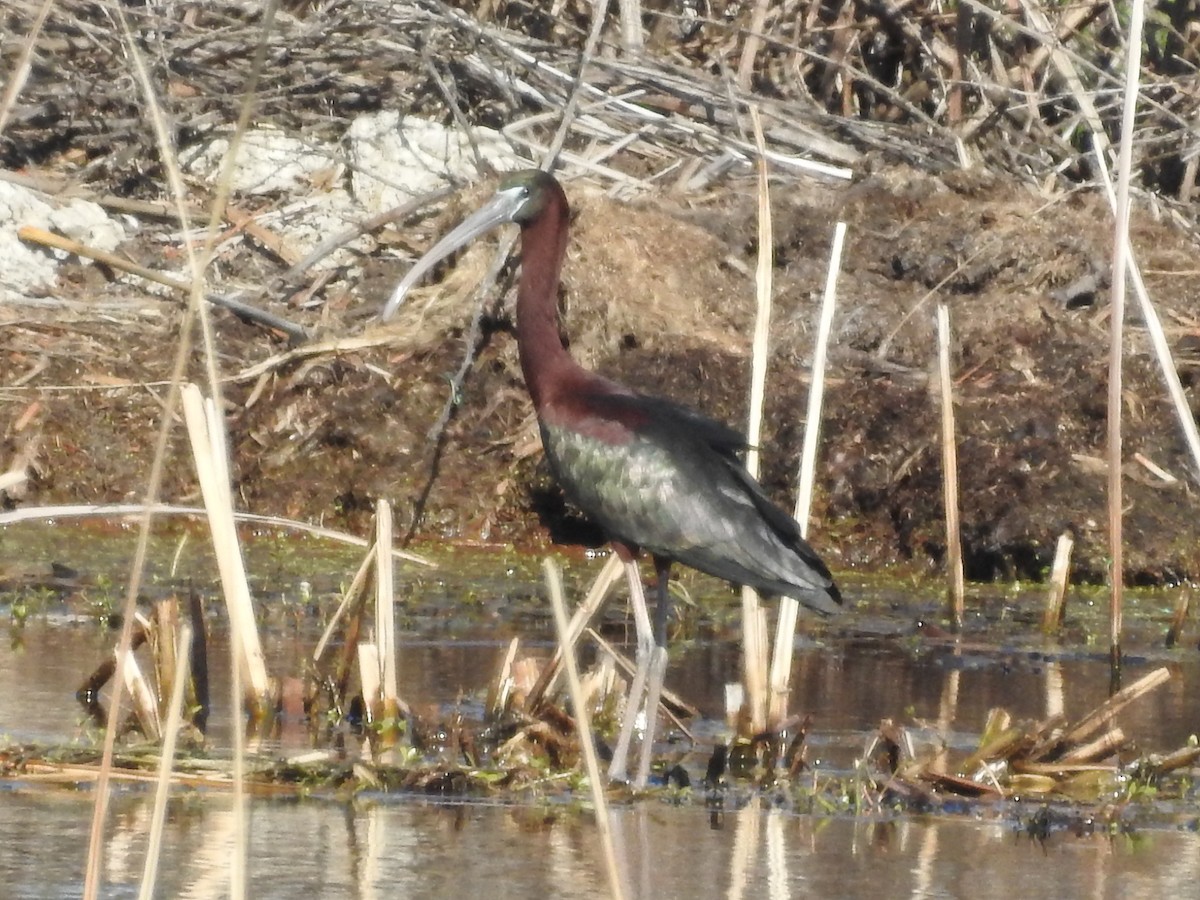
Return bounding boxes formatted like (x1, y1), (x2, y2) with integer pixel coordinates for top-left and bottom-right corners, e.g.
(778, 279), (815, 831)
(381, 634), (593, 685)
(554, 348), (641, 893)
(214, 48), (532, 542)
(181, 384), (270, 712)
(1166, 589), (1190, 648)
(312, 542), (376, 666)
(313, 540), (374, 715)
(152, 597), (180, 717)
(769, 220), (846, 726)
(793, 222), (847, 531)
(0, 0), (52, 133)
(543, 558), (627, 900)
(936, 303), (965, 628)
(737, 0), (771, 90)
(120, 646), (161, 741)
(77, 616), (150, 725)
(1057, 666), (1169, 751)
(16, 227), (306, 341)
(1107, 0), (1147, 681)
(374, 499), (406, 737)
(357, 643), (381, 726)
(586, 628), (699, 729)
(138, 622), (193, 900)
(1042, 533), (1074, 635)
(740, 106), (773, 735)
(486, 636), (522, 718)
(528, 552), (623, 710)
(179, 384), (258, 896)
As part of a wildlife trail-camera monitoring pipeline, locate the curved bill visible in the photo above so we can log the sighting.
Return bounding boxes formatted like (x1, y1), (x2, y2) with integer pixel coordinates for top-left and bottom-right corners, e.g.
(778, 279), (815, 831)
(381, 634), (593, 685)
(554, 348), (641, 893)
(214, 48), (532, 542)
(380, 184), (529, 322)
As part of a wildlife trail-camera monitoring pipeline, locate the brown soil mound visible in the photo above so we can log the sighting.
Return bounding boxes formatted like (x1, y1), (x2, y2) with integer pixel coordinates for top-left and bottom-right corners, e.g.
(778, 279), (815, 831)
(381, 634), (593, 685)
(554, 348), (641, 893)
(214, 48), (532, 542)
(6, 165), (1200, 585)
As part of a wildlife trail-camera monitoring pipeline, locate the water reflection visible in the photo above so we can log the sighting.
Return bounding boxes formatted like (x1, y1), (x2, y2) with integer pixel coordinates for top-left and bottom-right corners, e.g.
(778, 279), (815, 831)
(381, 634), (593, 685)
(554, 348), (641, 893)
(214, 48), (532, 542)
(2, 623), (1198, 763)
(4, 599), (1200, 898)
(1, 788), (1198, 899)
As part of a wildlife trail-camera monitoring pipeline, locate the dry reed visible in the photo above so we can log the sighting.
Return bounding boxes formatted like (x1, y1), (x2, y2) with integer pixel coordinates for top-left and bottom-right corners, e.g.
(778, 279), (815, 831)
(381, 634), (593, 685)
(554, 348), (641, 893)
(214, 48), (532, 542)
(936, 304), (965, 627)
(1104, 0), (1145, 682)
(739, 106), (773, 737)
(770, 220), (846, 726)
(138, 622), (194, 900)
(543, 558), (627, 900)
(1042, 534), (1075, 635)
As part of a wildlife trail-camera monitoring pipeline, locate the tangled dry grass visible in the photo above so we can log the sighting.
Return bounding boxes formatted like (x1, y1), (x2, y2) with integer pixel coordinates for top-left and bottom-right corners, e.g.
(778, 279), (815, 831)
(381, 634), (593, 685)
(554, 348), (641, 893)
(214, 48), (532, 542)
(3, 0), (1198, 210)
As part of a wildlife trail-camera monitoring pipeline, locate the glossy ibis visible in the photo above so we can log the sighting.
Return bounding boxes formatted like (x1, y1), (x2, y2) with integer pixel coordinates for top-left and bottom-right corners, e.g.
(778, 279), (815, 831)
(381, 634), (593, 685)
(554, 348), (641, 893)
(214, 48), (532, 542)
(381, 170), (843, 784)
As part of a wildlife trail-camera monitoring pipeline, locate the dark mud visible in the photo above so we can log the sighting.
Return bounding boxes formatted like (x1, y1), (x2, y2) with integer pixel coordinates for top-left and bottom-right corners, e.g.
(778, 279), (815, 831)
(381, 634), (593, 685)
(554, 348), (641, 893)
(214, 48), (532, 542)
(4, 166), (1200, 586)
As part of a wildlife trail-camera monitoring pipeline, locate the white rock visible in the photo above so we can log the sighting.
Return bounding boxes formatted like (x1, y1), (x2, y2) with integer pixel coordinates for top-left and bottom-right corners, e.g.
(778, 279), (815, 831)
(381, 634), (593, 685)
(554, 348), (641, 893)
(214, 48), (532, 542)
(348, 113), (523, 214)
(48, 197), (125, 254)
(185, 128), (343, 195)
(253, 188), (374, 271)
(0, 180), (127, 297)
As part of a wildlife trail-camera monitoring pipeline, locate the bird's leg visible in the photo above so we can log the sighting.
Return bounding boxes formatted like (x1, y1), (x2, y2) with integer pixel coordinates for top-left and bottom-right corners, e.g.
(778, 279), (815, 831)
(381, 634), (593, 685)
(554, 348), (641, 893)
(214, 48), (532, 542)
(652, 556), (673, 649)
(622, 558), (656, 661)
(608, 555), (655, 782)
(633, 557), (673, 788)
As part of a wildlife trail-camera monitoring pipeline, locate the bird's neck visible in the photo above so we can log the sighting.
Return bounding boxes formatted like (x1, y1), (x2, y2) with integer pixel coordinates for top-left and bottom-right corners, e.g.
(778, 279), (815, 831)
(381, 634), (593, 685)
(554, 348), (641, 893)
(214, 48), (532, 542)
(515, 190), (579, 409)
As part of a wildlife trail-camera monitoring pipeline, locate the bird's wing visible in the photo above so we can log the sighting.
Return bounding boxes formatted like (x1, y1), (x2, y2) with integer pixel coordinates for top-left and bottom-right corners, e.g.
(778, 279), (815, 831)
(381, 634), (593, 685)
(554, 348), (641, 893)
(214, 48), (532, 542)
(585, 391), (749, 456)
(589, 391), (809, 545)
(542, 390), (841, 611)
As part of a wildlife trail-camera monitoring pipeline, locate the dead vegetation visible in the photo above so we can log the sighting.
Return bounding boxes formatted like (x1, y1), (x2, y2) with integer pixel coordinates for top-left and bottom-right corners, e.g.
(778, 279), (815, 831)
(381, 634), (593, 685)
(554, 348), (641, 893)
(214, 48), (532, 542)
(10, 646), (1200, 829)
(3, 0), (1200, 582)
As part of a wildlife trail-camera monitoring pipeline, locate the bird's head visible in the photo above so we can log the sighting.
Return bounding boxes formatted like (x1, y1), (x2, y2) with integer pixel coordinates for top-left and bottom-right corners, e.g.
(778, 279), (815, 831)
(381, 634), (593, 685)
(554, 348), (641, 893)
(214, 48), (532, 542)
(380, 169), (561, 321)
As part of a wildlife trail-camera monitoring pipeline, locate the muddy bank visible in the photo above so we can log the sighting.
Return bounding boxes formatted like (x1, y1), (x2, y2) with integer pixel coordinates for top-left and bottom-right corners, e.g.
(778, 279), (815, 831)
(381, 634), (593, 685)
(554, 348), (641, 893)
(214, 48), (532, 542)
(4, 164), (1200, 586)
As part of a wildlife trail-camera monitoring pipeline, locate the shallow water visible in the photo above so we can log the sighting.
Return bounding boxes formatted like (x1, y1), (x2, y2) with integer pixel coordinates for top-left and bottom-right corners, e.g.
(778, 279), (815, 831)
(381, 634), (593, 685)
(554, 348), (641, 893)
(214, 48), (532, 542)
(3, 787), (1199, 899)
(2, 525), (1200, 897)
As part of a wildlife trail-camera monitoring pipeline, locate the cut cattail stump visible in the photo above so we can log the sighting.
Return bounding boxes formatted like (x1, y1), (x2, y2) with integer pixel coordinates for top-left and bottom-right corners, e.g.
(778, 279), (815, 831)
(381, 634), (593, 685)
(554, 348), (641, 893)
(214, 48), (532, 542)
(1042, 533), (1075, 635)
(77, 615), (150, 726)
(527, 552), (623, 712)
(1165, 589), (1189, 648)
(486, 636), (522, 719)
(139, 621), (193, 899)
(374, 500), (408, 747)
(181, 384), (271, 717)
(312, 539), (375, 718)
(119, 647), (161, 741)
(936, 303), (965, 628)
